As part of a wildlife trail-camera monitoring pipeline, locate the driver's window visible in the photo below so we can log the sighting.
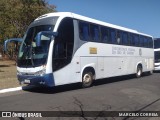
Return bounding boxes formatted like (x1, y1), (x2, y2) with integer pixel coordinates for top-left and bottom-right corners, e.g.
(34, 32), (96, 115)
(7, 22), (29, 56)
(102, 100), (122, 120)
(54, 42), (67, 58)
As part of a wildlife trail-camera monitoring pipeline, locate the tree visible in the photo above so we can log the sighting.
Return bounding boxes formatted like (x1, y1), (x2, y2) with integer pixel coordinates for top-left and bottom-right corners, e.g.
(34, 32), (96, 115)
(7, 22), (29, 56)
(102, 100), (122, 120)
(0, 0), (56, 44)
(0, 0), (56, 60)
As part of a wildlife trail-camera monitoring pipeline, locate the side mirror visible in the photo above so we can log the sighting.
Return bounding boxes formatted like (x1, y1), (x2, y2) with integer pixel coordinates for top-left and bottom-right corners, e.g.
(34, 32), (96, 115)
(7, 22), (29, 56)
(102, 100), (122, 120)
(35, 31), (58, 47)
(4, 38), (22, 51)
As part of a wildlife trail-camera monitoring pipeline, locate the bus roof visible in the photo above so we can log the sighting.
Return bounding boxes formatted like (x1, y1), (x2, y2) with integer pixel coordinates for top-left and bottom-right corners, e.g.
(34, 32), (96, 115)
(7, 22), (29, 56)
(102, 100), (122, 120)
(35, 12), (152, 37)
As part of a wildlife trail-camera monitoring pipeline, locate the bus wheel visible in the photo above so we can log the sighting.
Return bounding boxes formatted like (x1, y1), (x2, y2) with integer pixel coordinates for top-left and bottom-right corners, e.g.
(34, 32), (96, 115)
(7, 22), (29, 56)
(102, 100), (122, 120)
(136, 65), (142, 78)
(82, 71), (93, 88)
(149, 70), (153, 75)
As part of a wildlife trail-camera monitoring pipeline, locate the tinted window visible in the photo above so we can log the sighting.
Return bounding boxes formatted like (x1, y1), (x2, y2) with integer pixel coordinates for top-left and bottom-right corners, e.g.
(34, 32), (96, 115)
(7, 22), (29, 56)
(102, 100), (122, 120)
(122, 32), (129, 45)
(154, 51), (160, 63)
(53, 18), (74, 71)
(101, 27), (109, 43)
(117, 30), (122, 44)
(130, 34), (139, 46)
(128, 33), (131, 46)
(90, 24), (100, 42)
(148, 38), (153, 48)
(134, 34), (139, 47)
(109, 29), (116, 44)
(154, 39), (160, 49)
(79, 22), (90, 41)
(130, 34), (136, 46)
(139, 36), (144, 47)
(144, 37), (149, 48)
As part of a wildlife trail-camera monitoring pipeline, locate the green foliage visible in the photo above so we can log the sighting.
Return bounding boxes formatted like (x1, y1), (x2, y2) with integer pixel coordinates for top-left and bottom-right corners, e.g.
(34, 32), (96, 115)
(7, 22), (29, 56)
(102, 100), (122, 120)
(0, 0), (56, 44)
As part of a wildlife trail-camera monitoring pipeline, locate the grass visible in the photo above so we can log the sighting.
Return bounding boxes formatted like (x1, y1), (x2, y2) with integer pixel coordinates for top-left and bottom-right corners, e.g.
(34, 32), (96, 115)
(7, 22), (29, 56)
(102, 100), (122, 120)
(0, 60), (20, 90)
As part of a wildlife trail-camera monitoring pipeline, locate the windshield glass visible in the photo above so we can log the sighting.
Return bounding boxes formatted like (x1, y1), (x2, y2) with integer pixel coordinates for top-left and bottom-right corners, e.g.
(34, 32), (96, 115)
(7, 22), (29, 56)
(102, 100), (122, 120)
(17, 25), (54, 67)
(154, 39), (160, 49)
(154, 51), (160, 63)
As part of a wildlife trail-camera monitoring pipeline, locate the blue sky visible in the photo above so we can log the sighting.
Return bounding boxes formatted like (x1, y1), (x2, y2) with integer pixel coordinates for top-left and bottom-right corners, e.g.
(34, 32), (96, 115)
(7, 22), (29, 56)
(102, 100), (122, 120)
(48, 0), (160, 38)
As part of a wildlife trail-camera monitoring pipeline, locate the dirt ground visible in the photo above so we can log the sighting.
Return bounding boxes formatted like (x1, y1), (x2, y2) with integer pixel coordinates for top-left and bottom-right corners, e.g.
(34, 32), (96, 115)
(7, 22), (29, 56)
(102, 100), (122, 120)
(0, 60), (20, 90)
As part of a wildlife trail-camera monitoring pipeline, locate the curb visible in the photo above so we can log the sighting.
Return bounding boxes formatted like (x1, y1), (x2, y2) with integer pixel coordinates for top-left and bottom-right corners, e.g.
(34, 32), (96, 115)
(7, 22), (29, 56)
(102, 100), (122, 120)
(0, 86), (35, 94)
(0, 87), (22, 94)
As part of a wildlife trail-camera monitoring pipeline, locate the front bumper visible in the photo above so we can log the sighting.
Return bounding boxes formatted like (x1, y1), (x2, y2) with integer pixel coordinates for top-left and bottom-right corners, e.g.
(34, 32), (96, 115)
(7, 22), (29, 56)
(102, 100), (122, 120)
(154, 67), (160, 71)
(154, 63), (160, 71)
(17, 73), (55, 87)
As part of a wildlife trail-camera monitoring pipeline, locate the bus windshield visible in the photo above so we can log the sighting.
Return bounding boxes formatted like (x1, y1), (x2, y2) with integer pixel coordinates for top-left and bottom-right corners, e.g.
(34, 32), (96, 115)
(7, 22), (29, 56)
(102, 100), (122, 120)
(154, 39), (160, 49)
(155, 51), (160, 63)
(17, 25), (54, 67)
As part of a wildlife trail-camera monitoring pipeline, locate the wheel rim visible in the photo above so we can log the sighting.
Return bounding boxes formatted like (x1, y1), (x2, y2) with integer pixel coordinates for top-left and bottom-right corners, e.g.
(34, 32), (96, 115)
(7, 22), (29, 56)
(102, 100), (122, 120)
(83, 73), (92, 84)
(137, 67), (142, 76)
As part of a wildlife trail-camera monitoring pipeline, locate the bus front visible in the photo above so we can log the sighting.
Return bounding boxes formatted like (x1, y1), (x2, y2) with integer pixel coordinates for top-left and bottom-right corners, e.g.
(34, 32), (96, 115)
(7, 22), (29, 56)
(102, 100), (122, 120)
(154, 38), (160, 71)
(17, 16), (58, 87)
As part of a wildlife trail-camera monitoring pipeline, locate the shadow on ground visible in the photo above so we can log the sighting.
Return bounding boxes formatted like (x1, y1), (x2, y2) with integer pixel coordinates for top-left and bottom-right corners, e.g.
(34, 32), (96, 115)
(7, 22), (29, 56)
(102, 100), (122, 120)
(23, 73), (152, 94)
(23, 74), (139, 94)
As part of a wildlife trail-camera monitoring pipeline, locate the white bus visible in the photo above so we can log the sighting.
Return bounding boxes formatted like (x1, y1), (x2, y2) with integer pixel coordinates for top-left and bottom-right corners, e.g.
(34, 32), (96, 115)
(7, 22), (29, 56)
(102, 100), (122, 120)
(5, 12), (154, 87)
(154, 38), (160, 71)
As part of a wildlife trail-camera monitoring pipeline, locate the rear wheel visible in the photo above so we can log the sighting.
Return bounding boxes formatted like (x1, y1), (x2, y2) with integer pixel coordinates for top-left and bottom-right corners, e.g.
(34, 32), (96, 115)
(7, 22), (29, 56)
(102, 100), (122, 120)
(82, 71), (94, 88)
(149, 70), (153, 75)
(136, 65), (142, 78)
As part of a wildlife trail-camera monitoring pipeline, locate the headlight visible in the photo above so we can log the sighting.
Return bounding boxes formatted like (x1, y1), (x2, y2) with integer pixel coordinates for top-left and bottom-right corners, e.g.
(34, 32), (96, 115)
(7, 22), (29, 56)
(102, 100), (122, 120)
(17, 70), (22, 75)
(34, 69), (46, 76)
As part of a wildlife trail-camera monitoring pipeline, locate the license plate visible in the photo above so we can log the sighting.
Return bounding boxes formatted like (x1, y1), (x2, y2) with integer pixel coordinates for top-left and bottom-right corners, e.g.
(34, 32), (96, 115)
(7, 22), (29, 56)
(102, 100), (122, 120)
(24, 79), (30, 84)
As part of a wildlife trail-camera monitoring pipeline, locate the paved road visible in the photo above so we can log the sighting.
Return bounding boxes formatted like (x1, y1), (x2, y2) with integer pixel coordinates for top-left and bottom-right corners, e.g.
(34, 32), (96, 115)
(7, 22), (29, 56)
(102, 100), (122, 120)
(0, 73), (160, 120)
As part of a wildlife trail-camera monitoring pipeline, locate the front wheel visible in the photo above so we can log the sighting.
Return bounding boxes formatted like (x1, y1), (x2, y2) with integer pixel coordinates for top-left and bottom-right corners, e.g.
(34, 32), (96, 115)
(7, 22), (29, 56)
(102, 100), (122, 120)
(82, 71), (94, 88)
(136, 65), (142, 78)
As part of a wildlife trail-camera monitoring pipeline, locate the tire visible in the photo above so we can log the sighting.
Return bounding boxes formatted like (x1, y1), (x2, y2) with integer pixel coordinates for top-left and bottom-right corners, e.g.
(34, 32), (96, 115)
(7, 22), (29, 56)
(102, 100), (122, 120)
(82, 71), (93, 88)
(148, 70), (153, 75)
(136, 65), (142, 78)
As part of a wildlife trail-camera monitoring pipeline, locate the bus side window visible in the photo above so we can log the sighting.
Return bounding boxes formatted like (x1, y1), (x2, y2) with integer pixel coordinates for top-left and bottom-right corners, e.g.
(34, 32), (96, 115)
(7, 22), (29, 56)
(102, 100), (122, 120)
(122, 32), (129, 45)
(130, 34), (135, 46)
(144, 37), (149, 48)
(127, 33), (131, 46)
(139, 36), (144, 47)
(134, 34), (139, 47)
(109, 29), (116, 44)
(130, 34), (139, 47)
(79, 21), (90, 41)
(148, 37), (153, 48)
(90, 24), (100, 42)
(101, 27), (109, 43)
(117, 30), (122, 45)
